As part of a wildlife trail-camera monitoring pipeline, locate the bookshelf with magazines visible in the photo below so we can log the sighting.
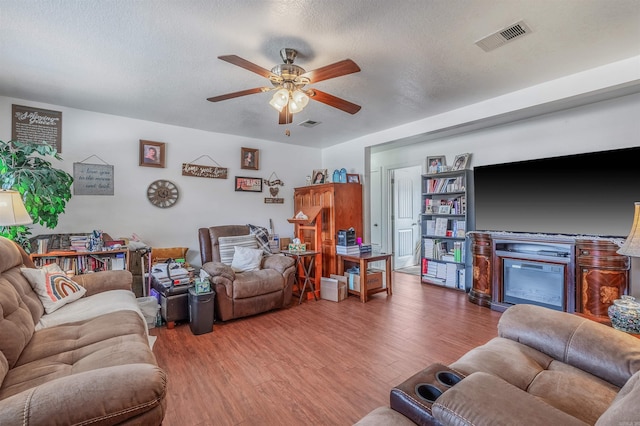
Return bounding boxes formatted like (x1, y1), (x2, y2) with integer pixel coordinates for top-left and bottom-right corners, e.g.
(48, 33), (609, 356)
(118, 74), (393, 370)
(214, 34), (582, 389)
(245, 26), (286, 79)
(421, 169), (474, 291)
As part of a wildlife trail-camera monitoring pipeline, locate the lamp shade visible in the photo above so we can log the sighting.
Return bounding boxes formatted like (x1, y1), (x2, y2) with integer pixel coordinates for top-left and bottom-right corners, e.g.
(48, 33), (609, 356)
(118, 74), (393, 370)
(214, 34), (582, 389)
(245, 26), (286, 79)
(0, 190), (33, 226)
(617, 202), (640, 257)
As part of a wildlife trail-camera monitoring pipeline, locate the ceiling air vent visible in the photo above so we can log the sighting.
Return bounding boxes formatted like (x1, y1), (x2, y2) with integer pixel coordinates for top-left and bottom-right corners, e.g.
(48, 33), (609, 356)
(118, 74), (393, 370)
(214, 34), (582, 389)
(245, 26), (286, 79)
(475, 20), (532, 52)
(298, 120), (321, 128)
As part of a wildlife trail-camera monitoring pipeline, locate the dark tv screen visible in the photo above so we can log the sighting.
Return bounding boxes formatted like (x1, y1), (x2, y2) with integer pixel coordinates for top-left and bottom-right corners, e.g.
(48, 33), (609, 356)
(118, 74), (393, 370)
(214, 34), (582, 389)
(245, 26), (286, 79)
(473, 146), (640, 237)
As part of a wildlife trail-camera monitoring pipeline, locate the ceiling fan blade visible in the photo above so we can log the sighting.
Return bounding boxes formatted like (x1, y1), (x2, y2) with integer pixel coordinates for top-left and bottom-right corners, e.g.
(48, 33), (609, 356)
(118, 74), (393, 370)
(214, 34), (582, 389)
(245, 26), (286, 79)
(207, 87), (271, 102)
(278, 105), (292, 125)
(218, 55), (280, 81)
(308, 89), (361, 114)
(300, 59), (361, 83)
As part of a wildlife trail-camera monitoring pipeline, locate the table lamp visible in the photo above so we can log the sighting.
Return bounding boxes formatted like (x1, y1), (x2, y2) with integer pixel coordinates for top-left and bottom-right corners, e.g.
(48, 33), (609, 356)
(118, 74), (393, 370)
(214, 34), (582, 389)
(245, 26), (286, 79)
(0, 189), (33, 227)
(618, 202), (640, 258)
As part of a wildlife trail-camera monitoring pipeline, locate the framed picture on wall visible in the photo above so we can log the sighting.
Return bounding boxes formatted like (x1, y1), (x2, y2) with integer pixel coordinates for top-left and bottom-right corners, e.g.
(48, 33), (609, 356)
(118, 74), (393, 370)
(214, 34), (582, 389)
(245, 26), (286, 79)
(235, 176), (263, 192)
(139, 140), (166, 168)
(241, 147), (259, 170)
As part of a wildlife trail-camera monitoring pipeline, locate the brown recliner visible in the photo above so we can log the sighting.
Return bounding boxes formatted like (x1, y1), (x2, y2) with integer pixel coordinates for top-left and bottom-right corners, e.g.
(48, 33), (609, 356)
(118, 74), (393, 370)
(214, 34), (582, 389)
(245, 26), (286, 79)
(198, 225), (295, 321)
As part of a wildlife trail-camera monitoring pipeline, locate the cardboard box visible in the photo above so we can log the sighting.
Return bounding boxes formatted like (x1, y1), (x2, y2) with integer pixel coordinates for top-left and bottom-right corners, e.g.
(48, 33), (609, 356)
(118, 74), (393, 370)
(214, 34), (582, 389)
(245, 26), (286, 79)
(321, 276), (347, 302)
(345, 269), (383, 292)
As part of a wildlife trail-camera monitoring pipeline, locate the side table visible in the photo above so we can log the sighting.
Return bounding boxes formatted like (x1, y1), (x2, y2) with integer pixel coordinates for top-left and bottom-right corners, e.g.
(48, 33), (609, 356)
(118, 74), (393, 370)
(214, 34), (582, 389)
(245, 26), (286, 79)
(337, 252), (393, 303)
(282, 250), (320, 304)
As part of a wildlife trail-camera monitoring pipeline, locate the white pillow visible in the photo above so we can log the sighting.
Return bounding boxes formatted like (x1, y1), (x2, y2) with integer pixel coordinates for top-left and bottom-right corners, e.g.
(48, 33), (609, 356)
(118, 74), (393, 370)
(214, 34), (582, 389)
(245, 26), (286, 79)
(230, 245), (263, 272)
(218, 234), (258, 265)
(21, 267), (87, 314)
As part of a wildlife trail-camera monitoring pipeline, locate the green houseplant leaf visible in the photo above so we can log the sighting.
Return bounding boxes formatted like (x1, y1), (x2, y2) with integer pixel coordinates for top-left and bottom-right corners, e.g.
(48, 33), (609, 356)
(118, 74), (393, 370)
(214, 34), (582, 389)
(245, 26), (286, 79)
(0, 140), (73, 251)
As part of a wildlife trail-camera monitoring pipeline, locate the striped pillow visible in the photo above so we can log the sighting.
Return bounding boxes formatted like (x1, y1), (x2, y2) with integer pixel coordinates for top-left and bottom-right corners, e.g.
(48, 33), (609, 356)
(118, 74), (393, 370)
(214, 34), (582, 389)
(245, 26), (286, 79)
(218, 234), (258, 265)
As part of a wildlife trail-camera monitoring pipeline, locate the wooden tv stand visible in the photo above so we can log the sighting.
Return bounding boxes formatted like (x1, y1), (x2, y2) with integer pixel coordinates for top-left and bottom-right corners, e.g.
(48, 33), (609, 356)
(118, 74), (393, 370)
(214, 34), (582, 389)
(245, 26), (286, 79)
(468, 232), (629, 323)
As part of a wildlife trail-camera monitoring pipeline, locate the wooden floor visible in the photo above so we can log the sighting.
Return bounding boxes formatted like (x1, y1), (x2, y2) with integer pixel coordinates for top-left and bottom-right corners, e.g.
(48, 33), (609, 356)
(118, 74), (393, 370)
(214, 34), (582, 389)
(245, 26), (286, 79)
(150, 272), (502, 426)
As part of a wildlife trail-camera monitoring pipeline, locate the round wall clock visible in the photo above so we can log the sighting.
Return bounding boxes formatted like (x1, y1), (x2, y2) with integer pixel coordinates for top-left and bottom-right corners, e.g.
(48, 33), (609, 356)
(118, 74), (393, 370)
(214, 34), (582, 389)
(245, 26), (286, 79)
(147, 180), (179, 208)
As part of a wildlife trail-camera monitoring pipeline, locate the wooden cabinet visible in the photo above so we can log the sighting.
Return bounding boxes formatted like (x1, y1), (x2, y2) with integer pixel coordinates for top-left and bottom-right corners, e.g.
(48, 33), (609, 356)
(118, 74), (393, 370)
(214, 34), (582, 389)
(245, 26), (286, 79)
(293, 183), (363, 277)
(575, 240), (629, 321)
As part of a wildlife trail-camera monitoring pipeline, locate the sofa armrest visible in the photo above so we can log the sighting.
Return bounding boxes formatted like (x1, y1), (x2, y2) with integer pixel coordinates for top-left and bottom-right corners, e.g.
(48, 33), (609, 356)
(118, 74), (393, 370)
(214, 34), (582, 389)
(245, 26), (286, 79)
(497, 304), (640, 387)
(263, 254), (295, 274)
(72, 270), (133, 297)
(202, 261), (235, 298)
(432, 372), (588, 426)
(0, 363), (166, 425)
(596, 370), (640, 425)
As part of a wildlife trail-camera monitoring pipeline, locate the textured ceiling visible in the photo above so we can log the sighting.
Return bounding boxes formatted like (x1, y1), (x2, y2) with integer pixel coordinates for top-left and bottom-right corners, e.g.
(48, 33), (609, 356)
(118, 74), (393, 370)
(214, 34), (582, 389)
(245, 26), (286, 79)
(1, 0), (639, 148)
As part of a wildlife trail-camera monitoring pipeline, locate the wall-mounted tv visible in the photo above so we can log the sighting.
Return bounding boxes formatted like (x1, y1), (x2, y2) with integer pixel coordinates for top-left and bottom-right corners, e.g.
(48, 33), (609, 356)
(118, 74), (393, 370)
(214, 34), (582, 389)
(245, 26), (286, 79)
(473, 146), (640, 238)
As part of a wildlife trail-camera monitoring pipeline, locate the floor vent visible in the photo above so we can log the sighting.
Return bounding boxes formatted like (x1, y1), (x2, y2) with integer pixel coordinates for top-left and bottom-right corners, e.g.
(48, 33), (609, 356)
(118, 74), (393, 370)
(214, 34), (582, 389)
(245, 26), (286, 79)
(298, 120), (321, 128)
(475, 20), (532, 52)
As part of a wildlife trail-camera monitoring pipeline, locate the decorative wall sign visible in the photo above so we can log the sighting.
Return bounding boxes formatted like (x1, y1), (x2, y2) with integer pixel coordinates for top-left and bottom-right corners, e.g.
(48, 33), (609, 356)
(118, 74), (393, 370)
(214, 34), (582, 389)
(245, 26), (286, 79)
(12, 104), (63, 152)
(182, 155), (227, 179)
(264, 172), (285, 204)
(73, 158), (114, 195)
(235, 176), (262, 192)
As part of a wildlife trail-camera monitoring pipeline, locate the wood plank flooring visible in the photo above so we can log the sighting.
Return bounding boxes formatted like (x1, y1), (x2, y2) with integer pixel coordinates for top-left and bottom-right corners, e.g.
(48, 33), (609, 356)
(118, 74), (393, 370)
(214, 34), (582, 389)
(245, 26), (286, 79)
(150, 272), (502, 425)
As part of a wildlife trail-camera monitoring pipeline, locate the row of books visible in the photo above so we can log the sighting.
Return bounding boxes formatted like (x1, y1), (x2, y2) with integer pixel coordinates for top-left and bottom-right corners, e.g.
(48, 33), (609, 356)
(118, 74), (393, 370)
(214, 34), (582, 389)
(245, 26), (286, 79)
(424, 195), (466, 215)
(421, 258), (466, 289)
(70, 235), (89, 251)
(424, 219), (466, 238)
(422, 238), (465, 263)
(32, 252), (126, 274)
(336, 244), (372, 255)
(424, 176), (464, 194)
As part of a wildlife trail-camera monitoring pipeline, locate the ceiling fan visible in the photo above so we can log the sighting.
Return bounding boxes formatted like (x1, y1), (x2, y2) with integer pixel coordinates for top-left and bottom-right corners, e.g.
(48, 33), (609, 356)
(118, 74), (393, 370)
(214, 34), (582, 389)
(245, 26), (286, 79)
(207, 48), (361, 125)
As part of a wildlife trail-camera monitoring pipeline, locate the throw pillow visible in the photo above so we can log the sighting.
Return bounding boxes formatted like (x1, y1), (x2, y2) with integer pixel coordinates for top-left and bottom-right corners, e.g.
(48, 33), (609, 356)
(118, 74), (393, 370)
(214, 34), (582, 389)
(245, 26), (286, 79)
(230, 245), (263, 272)
(21, 268), (87, 314)
(248, 224), (272, 255)
(218, 234), (258, 265)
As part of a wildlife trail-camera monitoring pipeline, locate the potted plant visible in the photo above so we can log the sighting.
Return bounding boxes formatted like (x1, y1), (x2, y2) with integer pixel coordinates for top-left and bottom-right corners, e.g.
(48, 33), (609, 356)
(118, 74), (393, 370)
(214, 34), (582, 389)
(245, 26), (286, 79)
(0, 140), (73, 250)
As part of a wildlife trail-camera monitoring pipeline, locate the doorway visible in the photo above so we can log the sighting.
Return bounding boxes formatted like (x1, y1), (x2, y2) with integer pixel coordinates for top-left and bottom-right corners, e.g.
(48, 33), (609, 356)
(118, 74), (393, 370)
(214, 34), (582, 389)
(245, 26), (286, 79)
(392, 165), (422, 274)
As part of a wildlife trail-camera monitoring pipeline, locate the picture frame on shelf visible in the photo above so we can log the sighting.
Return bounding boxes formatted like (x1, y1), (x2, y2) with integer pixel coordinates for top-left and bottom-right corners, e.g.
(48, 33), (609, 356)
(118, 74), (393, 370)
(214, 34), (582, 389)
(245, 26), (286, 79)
(139, 140), (166, 168)
(452, 153), (471, 171)
(312, 169), (327, 184)
(235, 176), (263, 192)
(346, 173), (360, 183)
(241, 147), (259, 170)
(426, 155), (446, 174)
(438, 205), (451, 214)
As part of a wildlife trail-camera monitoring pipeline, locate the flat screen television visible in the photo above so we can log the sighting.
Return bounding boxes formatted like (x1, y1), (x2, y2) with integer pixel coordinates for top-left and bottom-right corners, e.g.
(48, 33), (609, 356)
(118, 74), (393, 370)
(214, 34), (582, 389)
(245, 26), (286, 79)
(473, 146), (640, 237)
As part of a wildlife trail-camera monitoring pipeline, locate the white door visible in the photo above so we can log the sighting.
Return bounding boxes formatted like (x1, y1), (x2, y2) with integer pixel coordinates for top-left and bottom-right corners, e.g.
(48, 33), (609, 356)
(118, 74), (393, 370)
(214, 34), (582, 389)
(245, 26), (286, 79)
(392, 166), (422, 269)
(370, 167), (382, 251)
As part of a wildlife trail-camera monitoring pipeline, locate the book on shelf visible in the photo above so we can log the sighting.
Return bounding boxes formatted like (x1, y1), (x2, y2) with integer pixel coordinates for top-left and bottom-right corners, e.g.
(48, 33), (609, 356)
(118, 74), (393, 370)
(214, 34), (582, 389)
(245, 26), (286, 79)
(434, 218), (448, 236)
(336, 245), (361, 255)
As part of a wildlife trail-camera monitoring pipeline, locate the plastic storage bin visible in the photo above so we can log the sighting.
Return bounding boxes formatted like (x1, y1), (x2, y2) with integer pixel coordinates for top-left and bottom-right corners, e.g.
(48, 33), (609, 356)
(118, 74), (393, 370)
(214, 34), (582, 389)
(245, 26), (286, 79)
(188, 288), (215, 335)
(137, 296), (160, 329)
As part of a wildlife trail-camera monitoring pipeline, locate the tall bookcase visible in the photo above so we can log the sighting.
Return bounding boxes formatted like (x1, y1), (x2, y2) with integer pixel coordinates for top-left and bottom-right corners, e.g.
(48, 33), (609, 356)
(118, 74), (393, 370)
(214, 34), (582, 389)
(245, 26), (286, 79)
(420, 169), (474, 290)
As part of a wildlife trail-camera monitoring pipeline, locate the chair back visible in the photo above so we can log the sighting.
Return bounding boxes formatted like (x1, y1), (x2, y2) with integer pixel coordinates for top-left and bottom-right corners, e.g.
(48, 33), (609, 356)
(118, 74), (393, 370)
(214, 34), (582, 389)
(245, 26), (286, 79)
(198, 225), (250, 264)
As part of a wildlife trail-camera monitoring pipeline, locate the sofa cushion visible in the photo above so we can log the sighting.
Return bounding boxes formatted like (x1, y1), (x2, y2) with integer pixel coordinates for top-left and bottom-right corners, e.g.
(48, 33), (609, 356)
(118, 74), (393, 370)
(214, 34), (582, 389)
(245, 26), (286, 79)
(231, 245), (263, 272)
(218, 234), (258, 265)
(248, 223), (272, 254)
(0, 309), (153, 400)
(233, 269), (284, 299)
(597, 371), (640, 425)
(20, 267), (86, 314)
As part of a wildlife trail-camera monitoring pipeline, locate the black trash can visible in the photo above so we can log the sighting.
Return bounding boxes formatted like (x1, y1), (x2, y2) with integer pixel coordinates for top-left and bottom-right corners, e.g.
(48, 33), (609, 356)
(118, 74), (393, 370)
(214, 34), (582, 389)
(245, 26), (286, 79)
(188, 287), (215, 335)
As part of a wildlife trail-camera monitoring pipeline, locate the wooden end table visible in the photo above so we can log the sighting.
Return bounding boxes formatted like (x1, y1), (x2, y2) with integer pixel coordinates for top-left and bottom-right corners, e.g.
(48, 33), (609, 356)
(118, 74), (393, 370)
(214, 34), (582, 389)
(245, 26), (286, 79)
(337, 252), (393, 303)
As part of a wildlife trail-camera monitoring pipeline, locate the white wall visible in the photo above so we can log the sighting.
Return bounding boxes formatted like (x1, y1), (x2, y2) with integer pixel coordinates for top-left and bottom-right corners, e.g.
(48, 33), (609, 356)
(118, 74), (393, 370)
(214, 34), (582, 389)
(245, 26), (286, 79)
(0, 96), (322, 266)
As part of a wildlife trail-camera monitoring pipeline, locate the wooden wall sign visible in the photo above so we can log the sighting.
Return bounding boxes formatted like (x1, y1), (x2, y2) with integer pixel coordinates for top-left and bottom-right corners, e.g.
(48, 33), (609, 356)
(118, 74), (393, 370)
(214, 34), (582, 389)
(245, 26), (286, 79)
(264, 198), (284, 204)
(182, 163), (228, 179)
(12, 104), (63, 152)
(73, 162), (114, 195)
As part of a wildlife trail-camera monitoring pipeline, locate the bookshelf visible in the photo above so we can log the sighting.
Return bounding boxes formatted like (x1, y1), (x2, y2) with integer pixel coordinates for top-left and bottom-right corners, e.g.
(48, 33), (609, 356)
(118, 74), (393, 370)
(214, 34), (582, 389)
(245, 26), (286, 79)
(30, 249), (130, 275)
(420, 169), (474, 290)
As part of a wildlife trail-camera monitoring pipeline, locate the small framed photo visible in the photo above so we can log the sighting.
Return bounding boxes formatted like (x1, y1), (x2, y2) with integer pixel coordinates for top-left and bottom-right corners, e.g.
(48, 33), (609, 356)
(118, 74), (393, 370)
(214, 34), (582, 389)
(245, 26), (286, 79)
(235, 176), (263, 192)
(241, 147), (259, 170)
(312, 169), (327, 184)
(426, 156), (446, 174)
(346, 173), (360, 183)
(140, 140), (166, 168)
(452, 153), (471, 171)
(438, 205), (451, 214)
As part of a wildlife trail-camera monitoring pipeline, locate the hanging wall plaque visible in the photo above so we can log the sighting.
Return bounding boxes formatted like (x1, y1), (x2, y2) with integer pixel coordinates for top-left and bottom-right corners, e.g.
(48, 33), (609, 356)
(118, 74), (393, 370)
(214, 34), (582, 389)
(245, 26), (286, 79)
(182, 155), (228, 179)
(73, 161), (114, 196)
(12, 104), (63, 152)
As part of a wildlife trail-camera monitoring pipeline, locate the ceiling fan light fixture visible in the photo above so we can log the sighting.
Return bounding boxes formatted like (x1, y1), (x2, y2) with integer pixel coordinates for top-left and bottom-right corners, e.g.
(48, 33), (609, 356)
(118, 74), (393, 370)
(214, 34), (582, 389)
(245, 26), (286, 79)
(292, 89), (309, 108)
(269, 88), (290, 111)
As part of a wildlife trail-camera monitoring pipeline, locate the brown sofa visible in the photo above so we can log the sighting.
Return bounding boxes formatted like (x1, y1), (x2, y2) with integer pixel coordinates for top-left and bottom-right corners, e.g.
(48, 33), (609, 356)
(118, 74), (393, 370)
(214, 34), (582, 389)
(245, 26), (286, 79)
(198, 225), (296, 321)
(0, 237), (166, 425)
(356, 304), (640, 425)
